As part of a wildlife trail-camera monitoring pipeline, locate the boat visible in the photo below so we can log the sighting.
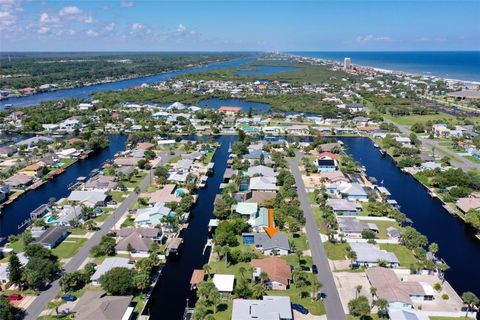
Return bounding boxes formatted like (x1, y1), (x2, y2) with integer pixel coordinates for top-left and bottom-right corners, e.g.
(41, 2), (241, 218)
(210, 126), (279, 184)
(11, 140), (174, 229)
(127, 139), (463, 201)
(52, 168), (65, 176)
(199, 175), (208, 188)
(373, 143), (379, 148)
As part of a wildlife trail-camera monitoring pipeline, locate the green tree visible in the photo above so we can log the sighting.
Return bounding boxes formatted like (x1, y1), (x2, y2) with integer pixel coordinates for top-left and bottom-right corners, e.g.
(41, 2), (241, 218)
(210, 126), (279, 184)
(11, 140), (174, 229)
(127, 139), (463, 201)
(348, 296), (371, 319)
(99, 267), (135, 295)
(91, 235), (116, 257)
(0, 296), (20, 320)
(461, 291), (479, 317)
(59, 271), (88, 292)
(375, 298), (389, 318)
(133, 272), (151, 291)
(7, 253), (23, 287)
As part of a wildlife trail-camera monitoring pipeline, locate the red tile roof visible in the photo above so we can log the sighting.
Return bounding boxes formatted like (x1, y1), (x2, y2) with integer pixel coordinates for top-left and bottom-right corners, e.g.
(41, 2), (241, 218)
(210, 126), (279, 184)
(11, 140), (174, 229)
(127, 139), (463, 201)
(219, 106), (242, 112)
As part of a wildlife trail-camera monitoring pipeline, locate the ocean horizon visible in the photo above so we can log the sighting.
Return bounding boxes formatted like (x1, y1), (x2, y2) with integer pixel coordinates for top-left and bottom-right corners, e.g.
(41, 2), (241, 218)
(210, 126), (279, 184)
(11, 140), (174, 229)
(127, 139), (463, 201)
(289, 51), (480, 82)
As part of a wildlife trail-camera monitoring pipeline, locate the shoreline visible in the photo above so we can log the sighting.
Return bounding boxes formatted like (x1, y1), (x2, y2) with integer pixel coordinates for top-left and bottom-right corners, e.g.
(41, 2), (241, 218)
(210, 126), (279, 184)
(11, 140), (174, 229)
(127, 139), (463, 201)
(286, 52), (480, 85)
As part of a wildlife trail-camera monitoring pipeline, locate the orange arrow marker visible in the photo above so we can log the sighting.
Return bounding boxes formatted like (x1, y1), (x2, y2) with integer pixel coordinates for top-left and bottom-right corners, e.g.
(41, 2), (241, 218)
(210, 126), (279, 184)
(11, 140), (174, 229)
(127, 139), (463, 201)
(264, 208), (279, 238)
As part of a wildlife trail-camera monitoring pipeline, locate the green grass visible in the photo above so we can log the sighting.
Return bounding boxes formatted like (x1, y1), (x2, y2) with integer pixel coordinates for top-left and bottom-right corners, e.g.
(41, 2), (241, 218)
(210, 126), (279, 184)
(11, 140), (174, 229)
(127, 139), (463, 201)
(465, 155), (480, 164)
(323, 242), (350, 260)
(415, 174), (431, 186)
(378, 244), (417, 267)
(52, 237), (87, 259)
(58, 158), (77, 168)
(312, 208), (327, 233)
(121, 215), (136, 228)
(132, 294), (146, 316)
(209, 260), (252, 278)
(384, 113), (459, 126)
(123, 172), (147, 188)
(6, 240), (25, 253)
(372, 220), (402, 239)
(67, 228), (88, 235)
(290, 233), (308, 251)
(94, 213), (110, 223)
(109, 190), (126, 203)
(307, 192), (317, 205)
(167, 155), (181, 164)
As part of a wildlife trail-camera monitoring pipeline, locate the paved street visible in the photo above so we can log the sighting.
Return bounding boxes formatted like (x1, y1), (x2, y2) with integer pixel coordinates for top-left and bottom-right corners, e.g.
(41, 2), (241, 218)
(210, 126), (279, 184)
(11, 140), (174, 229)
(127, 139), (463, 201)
(23, 151), (176, 320)
(384, 118), (480, 171)
(289, 155), (346, 320)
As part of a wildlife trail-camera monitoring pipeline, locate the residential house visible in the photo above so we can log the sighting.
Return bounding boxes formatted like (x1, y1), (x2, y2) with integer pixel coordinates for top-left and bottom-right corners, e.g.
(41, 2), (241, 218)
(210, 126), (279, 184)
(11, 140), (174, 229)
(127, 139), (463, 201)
(247, 165), (276, 178)
(212, 274), (235, 294)
(326, 199), (362, 215)
(316, 152), (338, 172)
(366, 267), (435, 309)
(249, 176), (278, 192)
(85, 175), (118, 192)
(232, 296), (293, 320)
(349, 243), (399, 268)
(251, 257), (292, 290)
(285, 125), (309, 136)
(0, 146), (16, 158)
(0, 184), (11, 202)
(90, 257), (134, 285)
(114, 157), (142, 167)
(22, 162), (46, 177)
(34, 226), (68, 249)
(219, 106), (242, 117)
(319, 171), (349, 183)
(68, 190), (108, 207)
(115, 227), (162, 254)
(339, 183), (369, 201)
(244, 191), (277, 204)
(243, 232), (290, 256)
(233, 202), (258, 225)
(134, 202), (173, 227)
(0, 253), (28, 288)
(5, 173), (34, 189)
(144, 184), (181, 204)
(456, 197), (480, 213)
(71, 291), (133, 320)
(346, 103), (365, 113)
(337, 216), (378, 238)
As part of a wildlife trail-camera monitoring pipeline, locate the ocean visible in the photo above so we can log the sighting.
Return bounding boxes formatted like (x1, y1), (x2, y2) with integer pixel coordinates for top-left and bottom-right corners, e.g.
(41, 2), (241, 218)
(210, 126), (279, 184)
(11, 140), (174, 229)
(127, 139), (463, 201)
(290, 51), (480, 82)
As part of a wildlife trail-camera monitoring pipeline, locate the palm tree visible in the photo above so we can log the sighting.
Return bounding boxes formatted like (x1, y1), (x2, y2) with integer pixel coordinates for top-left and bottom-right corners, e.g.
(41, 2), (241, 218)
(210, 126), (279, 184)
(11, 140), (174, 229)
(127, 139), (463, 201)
(238, 266), (246, 280)
(259, 271), (269, 286)
(347, 250), (357, 269)
(311, 277), (323, 301)
(202, 264), (212, 279)
(252, 284), (266, 299)
(375, 298), (389, 318)
(370, 287), (377, 300)
(355, 285), (363, 298)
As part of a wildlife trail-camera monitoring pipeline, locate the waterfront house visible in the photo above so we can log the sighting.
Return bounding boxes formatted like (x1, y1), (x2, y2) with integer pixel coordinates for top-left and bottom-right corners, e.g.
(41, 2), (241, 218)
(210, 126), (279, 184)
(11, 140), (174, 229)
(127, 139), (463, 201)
(115, 227), (162, 255)
(71, 291), (132, 320)
(455, 197), (480, 213)
(114, 157), (142, 167)
(0, 184), (11, 202)
(249, 176), (278, 192)
(59, 118), (82, 132)
(247, 165), (276, 178)
(233, 202), (258, 225)
(144, 184), (181, 204)
(0, 146), (16, 158)
(68, 190), (108, 207)
(85, 175), (118, 192)
(5, 173), (34, 189)
(319, 171), (349, 183)
(251, 257), (292, 290)
(349, 243), (399, 268)
(16, 136), (53, 149)
(243, 232), (290, 256)
(232, 296), (293, 320)
(134, 202), (173, 227)
(326, 199), (362, 215)
(213, 274), (235, 294)
(262, 126), (282, 135)
(34, 226), (68, 249)
(339, 183), (369, 201)
(90, 257), (134, 285)
(285, 125), (309, 136)
(366, 267), (435, 309)
(337, 216), (378, 238)
(244, 191), (277, 204)
(316, 152), (338, 172)
(22, 161), (46, 177)
(218, 106), (242, 117)
(222, 168), (237, 183)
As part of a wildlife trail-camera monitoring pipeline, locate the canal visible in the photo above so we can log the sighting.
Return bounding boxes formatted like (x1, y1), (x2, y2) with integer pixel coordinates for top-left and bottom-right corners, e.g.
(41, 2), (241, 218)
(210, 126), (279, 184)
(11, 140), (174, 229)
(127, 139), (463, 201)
(0, 135), (127, 241)
(339, 136), (480, 296)
(145, 135), (236, 319)
(0, 58), (255, 109)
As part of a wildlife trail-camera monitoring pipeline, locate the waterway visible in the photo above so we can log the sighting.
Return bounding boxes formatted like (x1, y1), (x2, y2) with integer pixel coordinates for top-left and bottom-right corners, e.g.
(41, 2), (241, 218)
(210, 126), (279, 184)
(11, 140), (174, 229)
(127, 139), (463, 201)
(0, 135), (127, 241)
(198, 97), (271, 113)
(145, 135), (236, 319)
(0, 57), (256, 109)
(339, 136), (480, 296)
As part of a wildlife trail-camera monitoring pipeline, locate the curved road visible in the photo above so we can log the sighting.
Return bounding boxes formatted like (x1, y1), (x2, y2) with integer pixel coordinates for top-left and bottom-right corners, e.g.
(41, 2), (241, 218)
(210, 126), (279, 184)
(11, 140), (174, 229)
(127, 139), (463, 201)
(289, 154), (346, 320)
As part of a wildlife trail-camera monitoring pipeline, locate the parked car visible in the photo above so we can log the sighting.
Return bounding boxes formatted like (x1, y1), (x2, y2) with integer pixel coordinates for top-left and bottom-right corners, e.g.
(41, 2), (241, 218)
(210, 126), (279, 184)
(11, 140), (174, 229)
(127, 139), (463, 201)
(4, 294), (23, 301)
(312, 264), (318, 274)
(62, 294), (77, 302)
(292, 303), (309, 315)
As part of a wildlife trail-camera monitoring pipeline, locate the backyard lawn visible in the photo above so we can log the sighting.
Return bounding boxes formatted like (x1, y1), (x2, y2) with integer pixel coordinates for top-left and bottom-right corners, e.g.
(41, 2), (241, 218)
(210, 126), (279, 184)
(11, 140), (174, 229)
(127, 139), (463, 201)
(379, 243), (417, 267)
(123, 172), (147, 188)
(371, 220), (402, 239)
(109, 190), (127, 203)
(289, 233), (308, 251)
(52, 237), (87, 259)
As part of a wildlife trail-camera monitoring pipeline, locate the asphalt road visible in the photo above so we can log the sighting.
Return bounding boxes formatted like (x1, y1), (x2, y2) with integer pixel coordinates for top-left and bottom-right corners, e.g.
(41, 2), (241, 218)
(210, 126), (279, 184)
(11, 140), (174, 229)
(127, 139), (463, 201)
(289, 154), (346, 320)
(23, 152), (176, 320)
(384, 118), (480, 172)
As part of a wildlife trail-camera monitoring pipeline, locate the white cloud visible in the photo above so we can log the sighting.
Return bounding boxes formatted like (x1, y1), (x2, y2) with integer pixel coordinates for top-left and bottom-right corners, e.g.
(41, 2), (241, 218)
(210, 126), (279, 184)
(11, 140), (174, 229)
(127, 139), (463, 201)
(130, 22), (151, 34)
(39, 12), (59, 24)
(104, 23), (115, 32)
(84, 15), (93, 24)
(177, 24), (187, 33)
(86, 29), (99, 37)
(120, 1), (134, 8)
(416, 36), (430, 42)
(356, 34), (392, 43)
(59, 6), (82, 17)
(38, 26), (50, 34)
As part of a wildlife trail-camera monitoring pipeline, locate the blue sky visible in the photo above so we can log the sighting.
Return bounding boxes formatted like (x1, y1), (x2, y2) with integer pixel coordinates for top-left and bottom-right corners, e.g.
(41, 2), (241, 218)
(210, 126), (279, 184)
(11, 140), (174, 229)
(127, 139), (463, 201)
(1, 0), (479, 51)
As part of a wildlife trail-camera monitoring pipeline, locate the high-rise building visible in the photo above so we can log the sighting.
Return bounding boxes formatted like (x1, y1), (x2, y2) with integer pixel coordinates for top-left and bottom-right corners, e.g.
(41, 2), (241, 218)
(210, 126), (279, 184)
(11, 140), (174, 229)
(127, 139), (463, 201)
(344, 57), (351, 70)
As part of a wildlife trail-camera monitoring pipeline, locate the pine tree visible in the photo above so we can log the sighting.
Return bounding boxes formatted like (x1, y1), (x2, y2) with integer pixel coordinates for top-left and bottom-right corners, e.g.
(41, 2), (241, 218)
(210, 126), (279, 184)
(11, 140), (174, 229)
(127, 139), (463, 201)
(8, 253), (23, 287)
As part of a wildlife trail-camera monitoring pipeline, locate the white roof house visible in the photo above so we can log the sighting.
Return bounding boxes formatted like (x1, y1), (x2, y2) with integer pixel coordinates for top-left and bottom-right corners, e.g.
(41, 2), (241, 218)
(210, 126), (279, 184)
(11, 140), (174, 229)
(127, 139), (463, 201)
(232, 296), (293, 320)
(249, 176), (278, 192)
(90, 257), (133, 285)
(212, 274), (235, 293)
(247, 165), (276, 178)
